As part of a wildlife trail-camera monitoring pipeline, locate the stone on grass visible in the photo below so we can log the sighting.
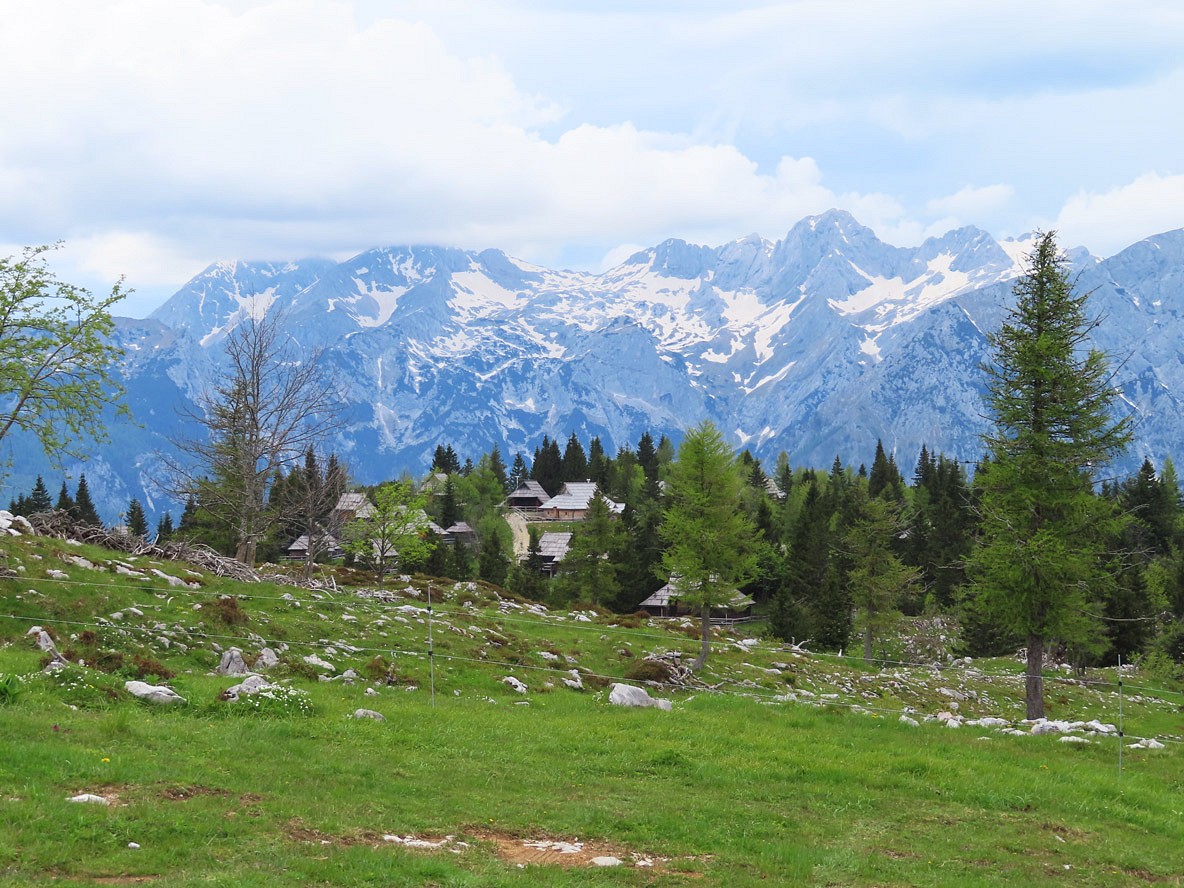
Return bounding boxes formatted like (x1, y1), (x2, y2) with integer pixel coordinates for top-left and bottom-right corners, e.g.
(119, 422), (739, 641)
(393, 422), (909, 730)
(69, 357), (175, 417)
(67, 794), (108, 805)
(125, 680), (186, 705)
(304, 654), (335, 672)
(255, 648), (279, 671)
(592, 856), (623, 867)
(608, 682), (672, 711)
(899, 715), (919, 727)
(502, 676), (528, 693)
(352, 708), (385, 722)
(222, 675), (272, 700)
(1130, 738), (1165, 750)
(215, 648), (250, 676)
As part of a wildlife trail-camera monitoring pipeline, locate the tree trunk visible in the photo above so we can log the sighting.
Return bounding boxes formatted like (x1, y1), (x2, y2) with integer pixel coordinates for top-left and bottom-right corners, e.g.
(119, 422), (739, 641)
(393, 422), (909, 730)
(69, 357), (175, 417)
(690, 602), (711, 672)
(235, 538), (257, 567)
(1025, 632), (1045, 719)
(863, 622), (874, 665)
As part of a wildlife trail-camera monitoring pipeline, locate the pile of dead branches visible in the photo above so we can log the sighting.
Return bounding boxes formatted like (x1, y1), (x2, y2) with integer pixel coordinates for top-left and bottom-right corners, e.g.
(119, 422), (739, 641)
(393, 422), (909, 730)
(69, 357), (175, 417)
(25, 510), (261, 583)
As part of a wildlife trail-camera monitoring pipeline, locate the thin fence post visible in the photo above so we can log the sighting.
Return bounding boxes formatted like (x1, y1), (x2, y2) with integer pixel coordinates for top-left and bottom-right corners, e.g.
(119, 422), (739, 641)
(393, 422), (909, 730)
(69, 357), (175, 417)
(1117, 654), (1123, 784)
(427, 583), (436, 708)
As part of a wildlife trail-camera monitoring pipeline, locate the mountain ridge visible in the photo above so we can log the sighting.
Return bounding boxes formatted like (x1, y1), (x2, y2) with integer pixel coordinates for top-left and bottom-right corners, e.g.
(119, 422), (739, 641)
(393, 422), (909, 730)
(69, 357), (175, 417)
(10, 210), (1183, 519)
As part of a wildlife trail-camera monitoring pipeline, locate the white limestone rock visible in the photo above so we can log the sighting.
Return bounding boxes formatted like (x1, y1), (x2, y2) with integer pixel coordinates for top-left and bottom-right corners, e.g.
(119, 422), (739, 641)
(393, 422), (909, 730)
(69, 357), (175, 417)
(254, 648), (280, 671)
(352, 708), (385, 722)
(608, 682), (672, 711)
(502, 676), (528, 694)
(215, 648), (250, 676)
(125, 680), (186, 705)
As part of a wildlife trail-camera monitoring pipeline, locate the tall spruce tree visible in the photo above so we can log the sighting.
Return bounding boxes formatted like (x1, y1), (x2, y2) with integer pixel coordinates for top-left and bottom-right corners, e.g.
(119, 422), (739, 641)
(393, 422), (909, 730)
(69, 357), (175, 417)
(125, 498), (149, 537)
(969, 232), (1131, 719)
(55, 481), (74, 513)
(70, 475), (100, 525)
(28, 476), (52, 513)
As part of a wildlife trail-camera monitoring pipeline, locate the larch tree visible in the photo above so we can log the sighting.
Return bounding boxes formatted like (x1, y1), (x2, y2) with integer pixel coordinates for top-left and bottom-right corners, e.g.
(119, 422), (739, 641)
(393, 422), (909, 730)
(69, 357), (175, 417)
(659, 420), (759, 671)
(970, 231), (1131, 719)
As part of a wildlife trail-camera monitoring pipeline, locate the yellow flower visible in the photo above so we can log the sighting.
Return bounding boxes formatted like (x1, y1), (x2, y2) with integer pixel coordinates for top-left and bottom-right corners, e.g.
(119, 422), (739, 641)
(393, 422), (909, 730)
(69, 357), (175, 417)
(101, 757), (110, 763)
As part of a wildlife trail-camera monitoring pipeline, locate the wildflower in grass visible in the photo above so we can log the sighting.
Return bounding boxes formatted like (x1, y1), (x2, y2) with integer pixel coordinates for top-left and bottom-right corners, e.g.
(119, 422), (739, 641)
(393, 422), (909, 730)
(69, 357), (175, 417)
(101, 757), (110, 763)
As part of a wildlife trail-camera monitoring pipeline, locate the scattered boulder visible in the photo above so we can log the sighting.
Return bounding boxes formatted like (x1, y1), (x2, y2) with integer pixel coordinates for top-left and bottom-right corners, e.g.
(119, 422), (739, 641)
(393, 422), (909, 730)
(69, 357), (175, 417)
(1129, 738), (1165, 750)
(215, 648), (250, 676)
(26, 626), (66, 663)
(254, 648), (280, 671)
(608, 683), (672, 711)
(221, 675), (273, 700)
(125, 680), (186, 705)
(352, 708), (386, 722)
(67, 794), (109, 805)
(899, 715), (920, 727)
(563, 669), (584, 690)
(304, 654), (336, 672)
(502, 676), (528, 694)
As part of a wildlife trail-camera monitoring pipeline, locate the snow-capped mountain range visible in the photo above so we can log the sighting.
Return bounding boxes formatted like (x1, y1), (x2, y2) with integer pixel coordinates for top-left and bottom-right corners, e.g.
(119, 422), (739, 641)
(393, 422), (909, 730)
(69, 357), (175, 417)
(14, 209), (1184, 518)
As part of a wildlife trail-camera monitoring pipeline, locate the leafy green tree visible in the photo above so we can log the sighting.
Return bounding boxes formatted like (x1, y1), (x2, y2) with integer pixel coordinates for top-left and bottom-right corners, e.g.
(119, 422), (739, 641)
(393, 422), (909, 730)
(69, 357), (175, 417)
(659, 420), (759, 670)
(0, 244), (129, 477)
(969, 232), (1132, 719)
(843, 493), (920, 662)
(125, 498), (149, 538)
(344, 481), (436, 585)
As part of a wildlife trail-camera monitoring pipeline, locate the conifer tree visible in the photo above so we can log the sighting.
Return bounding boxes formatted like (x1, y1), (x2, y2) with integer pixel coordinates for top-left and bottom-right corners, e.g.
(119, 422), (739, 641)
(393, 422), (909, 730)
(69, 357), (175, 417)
(488, 446), (507, 492)
(507, 452), (529, 493)
(561, 433), (588, 481)
(556, 492), (621, 605)
(125, 498), (149, 537)
(969, 232), (1131, 719)
(55, 481), (74, 513)
(659, 421), (759, 670)
(28, 476), (52, 513)
(72, 474), (101, 526)
(156, 512), (175, 544)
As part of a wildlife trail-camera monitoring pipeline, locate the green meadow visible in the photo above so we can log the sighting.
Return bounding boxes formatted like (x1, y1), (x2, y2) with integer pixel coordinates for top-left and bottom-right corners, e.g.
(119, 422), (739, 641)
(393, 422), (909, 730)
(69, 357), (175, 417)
(2, 534), (1182, 886)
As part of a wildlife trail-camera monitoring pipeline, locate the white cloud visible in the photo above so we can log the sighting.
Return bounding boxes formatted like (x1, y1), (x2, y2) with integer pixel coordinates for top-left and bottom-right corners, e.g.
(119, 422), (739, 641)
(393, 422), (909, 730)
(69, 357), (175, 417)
(926, 185), (1015, 222)
(2, 0), (1183, 312)
(1055, 173), (1184, 256)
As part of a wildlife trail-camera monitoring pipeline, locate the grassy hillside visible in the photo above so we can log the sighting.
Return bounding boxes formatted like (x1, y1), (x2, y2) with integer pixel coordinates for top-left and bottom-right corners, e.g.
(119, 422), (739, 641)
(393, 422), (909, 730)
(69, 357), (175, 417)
(1, 531), (1182, 886)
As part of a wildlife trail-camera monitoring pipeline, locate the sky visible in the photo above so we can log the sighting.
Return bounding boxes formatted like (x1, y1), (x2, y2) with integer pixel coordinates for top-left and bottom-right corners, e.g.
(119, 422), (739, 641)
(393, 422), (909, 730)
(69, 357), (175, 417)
(2, 0), (1183, 318)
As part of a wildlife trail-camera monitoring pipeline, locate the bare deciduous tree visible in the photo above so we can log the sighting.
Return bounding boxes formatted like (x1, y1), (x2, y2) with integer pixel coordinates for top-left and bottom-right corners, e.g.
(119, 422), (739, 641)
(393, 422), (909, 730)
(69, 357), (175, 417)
(166, 308), (342, 566)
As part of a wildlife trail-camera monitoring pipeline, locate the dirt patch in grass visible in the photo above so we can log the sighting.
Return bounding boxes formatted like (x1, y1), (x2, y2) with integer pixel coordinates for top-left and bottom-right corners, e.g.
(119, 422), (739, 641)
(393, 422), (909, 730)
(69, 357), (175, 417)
(283, 822), (706, 873)
(161, 784), (230, 801)
(89, 877), (158, 885)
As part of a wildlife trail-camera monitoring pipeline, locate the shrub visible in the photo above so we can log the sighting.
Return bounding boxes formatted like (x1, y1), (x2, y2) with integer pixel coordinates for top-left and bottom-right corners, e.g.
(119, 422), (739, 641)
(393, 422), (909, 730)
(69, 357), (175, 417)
(624, 659), (672, 683)
(363, 655), (394, 684)
(0, 673), (24, 705)
(201, 596), (249, 627)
